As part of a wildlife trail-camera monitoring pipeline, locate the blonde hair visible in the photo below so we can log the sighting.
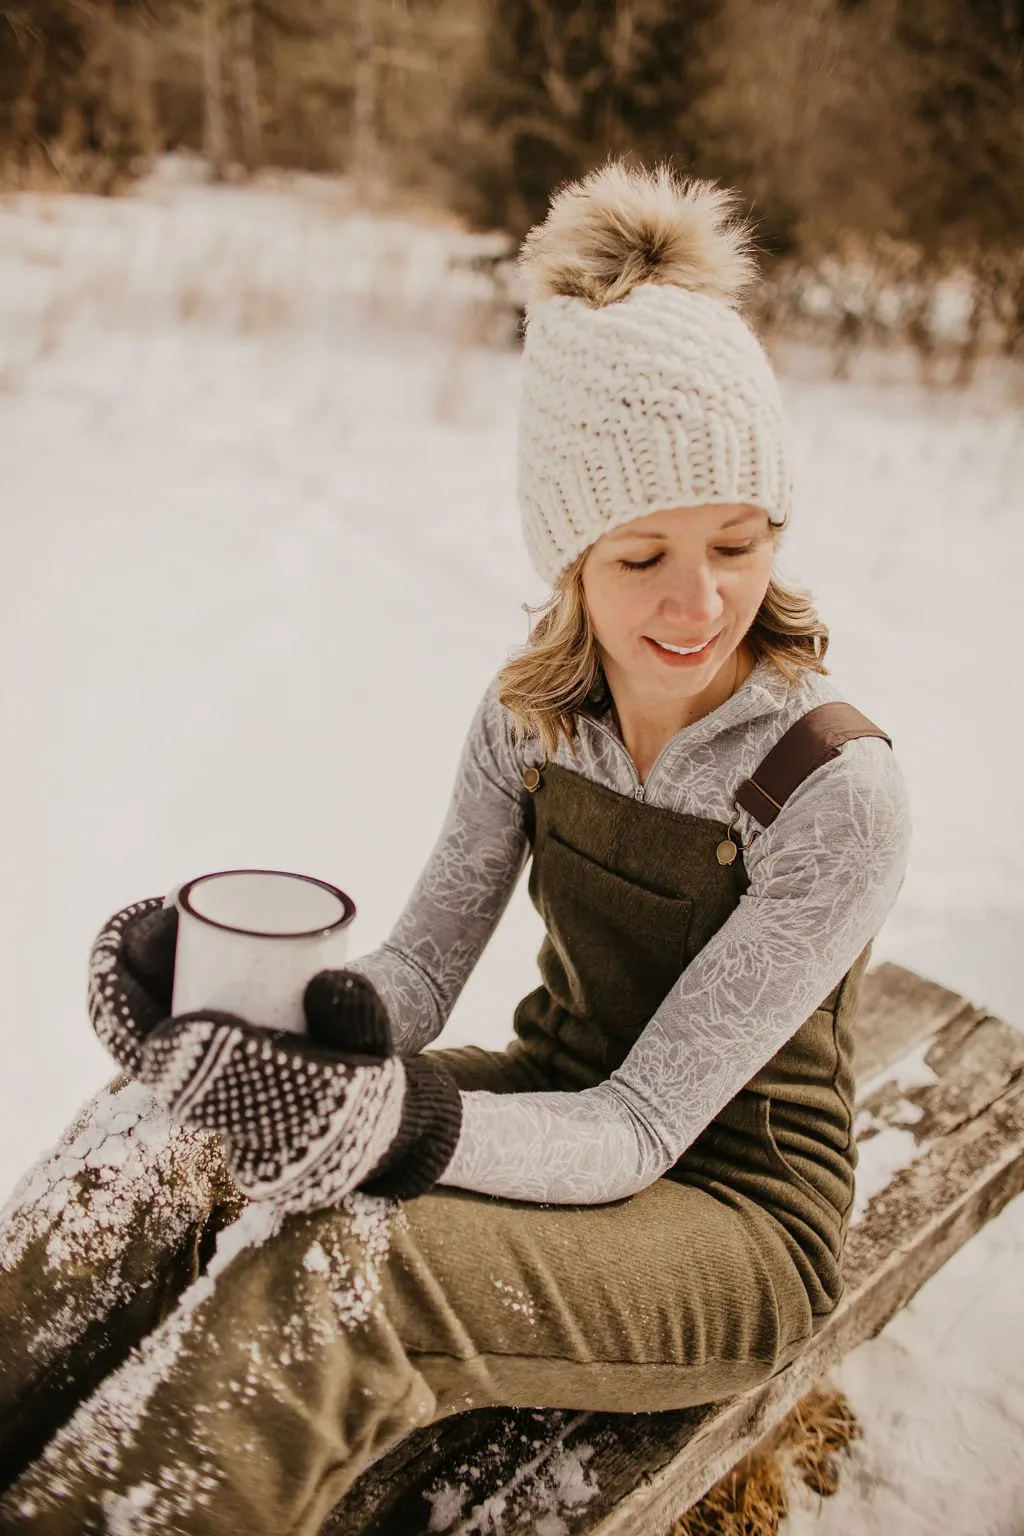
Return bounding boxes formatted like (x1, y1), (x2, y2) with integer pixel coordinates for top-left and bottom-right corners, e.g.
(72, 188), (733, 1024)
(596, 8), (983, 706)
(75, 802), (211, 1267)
(497, 540), (829, 759)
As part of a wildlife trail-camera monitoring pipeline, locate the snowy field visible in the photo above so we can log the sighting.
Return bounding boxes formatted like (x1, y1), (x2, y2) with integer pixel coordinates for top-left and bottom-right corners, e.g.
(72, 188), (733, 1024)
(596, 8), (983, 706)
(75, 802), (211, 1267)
(1, 173), (1023, 1533)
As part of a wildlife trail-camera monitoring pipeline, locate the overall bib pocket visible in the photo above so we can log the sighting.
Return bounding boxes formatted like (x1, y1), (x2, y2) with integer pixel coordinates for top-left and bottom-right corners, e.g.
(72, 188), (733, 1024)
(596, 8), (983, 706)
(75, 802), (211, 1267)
(536, 830), (694, 1041)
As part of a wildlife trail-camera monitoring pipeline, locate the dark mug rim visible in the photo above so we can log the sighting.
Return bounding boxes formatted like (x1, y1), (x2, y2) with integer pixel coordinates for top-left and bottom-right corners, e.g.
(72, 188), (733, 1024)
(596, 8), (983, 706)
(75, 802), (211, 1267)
(176, 868), (357, 940)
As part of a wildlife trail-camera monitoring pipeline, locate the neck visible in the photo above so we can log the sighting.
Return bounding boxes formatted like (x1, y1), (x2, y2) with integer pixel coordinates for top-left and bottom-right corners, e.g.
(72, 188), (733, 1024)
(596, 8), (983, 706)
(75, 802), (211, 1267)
(606, 644), (755, 780)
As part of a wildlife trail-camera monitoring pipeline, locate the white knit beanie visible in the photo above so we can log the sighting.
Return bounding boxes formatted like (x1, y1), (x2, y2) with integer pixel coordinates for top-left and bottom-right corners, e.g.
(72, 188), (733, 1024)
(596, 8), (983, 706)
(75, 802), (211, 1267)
(516, 160), (791, 587)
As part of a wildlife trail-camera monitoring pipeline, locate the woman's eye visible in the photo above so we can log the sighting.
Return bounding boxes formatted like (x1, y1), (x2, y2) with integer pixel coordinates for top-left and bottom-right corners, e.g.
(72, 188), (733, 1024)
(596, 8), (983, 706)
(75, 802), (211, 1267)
(618, 554), (663, 572)
(617, 545), (753, 571)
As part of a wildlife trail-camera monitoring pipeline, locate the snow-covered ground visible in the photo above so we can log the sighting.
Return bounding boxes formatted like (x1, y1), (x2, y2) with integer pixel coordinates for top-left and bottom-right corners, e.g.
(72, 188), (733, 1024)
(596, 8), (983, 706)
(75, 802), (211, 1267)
(1, 174), (1022, 1533)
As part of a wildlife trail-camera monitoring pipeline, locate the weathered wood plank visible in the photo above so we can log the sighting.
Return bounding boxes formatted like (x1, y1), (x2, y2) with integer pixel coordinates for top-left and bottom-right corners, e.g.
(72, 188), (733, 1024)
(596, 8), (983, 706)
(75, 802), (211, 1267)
(322, 969), (1024, 1536)
(594, 1077), (1024, 1535)
(852, 961), (985, 1089)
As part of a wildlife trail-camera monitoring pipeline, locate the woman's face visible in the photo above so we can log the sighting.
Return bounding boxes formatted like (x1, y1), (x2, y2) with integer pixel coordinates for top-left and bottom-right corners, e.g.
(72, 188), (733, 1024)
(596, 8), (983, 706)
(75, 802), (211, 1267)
(580, 502), (776, 705)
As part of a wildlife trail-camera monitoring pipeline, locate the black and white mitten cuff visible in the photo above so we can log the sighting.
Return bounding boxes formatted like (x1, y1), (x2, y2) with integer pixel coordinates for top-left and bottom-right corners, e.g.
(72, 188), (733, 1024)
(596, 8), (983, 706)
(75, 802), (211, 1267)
(361, 1053), (464, 1200)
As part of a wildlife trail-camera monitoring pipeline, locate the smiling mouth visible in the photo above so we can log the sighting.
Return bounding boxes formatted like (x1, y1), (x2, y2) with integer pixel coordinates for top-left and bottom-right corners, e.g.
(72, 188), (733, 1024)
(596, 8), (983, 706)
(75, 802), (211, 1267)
(648, 634), (720, 656)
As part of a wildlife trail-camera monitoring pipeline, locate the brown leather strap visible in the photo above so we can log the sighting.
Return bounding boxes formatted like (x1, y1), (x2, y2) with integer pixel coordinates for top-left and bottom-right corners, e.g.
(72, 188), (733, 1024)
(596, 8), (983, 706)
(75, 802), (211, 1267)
(735, 703), (892, 828)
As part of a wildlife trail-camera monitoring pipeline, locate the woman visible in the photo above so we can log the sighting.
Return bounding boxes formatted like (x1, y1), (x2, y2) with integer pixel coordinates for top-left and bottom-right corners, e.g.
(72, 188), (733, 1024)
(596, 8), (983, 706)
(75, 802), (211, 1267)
(0, 161), (911, 1534)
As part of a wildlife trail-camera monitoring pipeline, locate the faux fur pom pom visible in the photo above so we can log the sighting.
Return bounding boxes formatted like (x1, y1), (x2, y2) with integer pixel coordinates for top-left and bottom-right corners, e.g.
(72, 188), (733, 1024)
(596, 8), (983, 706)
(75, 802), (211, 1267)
(518, 159), (757, 312)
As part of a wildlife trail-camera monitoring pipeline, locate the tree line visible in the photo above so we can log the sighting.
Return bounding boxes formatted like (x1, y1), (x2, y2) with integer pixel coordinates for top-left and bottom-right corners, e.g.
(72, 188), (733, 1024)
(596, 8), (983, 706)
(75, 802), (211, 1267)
(2, 0), (1021, 266)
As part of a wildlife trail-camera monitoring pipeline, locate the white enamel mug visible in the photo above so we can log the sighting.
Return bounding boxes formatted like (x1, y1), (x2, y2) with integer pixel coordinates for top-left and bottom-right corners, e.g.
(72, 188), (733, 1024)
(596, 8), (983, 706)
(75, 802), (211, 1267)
(171, 869), (357, 1035)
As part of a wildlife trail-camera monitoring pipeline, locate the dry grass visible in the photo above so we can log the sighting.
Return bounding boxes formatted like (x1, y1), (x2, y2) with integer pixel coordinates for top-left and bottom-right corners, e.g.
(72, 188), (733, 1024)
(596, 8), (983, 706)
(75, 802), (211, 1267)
(666, 1385), (862, 1536)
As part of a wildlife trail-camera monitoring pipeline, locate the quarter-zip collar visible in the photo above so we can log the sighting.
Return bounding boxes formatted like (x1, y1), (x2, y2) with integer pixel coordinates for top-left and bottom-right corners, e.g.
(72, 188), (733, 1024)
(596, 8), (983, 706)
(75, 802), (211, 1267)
(578, 656), (790, 800)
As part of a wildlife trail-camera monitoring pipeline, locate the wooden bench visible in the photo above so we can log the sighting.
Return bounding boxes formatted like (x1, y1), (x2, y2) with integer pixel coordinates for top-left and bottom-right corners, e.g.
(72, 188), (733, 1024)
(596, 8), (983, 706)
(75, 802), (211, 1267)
(321, 964), (1024, 1536)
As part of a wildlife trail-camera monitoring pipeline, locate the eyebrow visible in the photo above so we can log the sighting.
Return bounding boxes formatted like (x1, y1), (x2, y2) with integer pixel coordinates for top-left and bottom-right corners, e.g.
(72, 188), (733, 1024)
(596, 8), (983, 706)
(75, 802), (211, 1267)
(608, 511), (763, 542)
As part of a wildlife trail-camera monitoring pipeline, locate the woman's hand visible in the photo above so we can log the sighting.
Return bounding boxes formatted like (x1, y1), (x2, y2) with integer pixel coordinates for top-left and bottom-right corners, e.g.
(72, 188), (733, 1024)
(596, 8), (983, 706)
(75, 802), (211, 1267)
(88, 897), (179, 1075)
(87, 901), (463, 1213)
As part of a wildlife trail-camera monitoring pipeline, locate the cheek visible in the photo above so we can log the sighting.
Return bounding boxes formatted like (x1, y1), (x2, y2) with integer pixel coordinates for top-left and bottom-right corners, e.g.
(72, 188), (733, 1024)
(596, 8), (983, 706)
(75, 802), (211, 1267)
(596, 582), (651, 643)
(727, 559), (773, 616)
(583, 569), (630, 639)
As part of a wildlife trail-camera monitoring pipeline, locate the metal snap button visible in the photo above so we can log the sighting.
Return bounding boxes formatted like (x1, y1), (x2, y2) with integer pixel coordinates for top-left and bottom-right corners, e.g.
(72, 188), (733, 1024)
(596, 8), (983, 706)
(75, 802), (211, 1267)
(718, 803), (757, 865)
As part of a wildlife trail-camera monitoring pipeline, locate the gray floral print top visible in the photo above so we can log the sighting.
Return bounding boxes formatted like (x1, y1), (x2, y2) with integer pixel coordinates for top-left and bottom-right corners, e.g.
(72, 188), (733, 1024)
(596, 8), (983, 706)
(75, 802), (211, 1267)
(347, 656), (913, 1205)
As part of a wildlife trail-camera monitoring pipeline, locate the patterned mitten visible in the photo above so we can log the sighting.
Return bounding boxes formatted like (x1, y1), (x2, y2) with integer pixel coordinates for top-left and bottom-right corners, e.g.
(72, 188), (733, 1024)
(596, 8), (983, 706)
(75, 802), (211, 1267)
(88, 897), (462, 1212)
(88, 897), (178, 1074)
(137, 1004), (462, 1211)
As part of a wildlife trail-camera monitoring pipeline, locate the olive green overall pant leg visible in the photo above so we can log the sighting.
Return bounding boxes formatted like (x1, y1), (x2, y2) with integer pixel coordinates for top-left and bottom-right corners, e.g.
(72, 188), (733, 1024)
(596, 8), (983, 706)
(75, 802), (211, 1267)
(0, 757), (864, 1534)
(0, 1047), (816, 1536)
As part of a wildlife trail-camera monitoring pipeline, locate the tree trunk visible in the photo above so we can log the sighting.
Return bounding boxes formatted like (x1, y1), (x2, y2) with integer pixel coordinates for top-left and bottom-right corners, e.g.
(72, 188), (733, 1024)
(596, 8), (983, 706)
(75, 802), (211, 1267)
(202, 0), (229, 176)
(351, 0), (378, 195)
(232, 0), (262, 171)
(130, 23), (161, 161)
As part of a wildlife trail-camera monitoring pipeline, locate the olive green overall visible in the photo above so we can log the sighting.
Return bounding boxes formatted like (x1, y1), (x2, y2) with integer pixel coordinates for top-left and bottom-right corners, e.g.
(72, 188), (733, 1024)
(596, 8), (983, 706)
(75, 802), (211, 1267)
(0, 709), (881, 1535)
(511, 755), (868, 1322)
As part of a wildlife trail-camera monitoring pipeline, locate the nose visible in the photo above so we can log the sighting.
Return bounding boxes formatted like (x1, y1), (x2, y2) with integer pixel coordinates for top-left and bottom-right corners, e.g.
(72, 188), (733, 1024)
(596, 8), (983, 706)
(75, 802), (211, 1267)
(658, 561), (725, 630)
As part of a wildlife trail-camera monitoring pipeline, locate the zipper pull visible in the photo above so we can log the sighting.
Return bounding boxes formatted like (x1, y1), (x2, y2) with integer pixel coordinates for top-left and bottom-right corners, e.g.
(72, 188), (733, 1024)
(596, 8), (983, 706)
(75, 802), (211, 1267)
(634, 782), (645, 802)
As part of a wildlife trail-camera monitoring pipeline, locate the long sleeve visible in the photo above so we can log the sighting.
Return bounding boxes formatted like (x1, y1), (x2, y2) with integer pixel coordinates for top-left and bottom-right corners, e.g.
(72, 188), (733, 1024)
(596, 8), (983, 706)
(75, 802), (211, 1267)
(345, 676), (531, 1055)
(439, 734), (913, 1204)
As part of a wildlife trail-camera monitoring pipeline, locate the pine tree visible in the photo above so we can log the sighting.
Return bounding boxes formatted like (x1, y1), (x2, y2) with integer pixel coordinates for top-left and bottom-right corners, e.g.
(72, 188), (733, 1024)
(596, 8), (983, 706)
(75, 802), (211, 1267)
(896, 0), (1024, 252)
(448, 0), (721, 236)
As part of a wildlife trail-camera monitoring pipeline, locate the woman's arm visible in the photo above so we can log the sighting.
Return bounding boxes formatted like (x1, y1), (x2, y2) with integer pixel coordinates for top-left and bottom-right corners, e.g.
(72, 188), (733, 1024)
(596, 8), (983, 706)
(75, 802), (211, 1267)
(438, 734), (913, 1204)
(344, 676), (531, 1055)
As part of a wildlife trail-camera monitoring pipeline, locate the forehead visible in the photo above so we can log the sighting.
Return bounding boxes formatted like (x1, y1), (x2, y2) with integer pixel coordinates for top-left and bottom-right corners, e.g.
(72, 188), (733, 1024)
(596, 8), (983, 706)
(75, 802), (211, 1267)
(605, 504), (767, 540)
